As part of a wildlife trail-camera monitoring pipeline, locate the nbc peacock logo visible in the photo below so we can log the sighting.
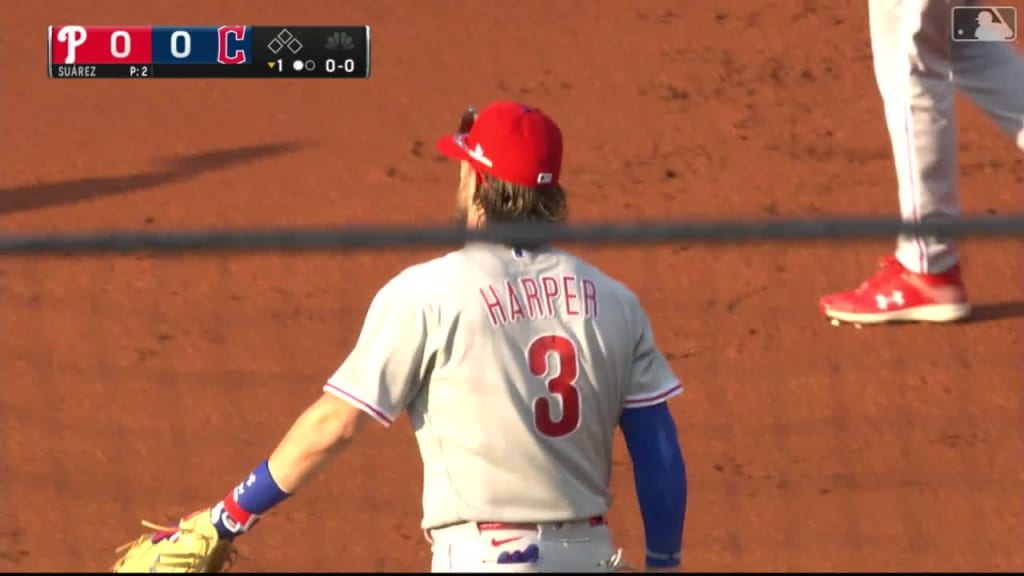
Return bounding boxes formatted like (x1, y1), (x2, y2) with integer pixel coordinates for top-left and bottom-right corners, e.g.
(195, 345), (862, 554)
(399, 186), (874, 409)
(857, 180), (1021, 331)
(325, 31), (356, 51)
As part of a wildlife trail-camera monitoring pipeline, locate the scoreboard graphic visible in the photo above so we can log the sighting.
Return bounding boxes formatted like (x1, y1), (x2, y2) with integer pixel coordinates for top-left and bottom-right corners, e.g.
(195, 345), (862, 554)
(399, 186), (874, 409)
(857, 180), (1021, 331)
(48, 25), (371, 79)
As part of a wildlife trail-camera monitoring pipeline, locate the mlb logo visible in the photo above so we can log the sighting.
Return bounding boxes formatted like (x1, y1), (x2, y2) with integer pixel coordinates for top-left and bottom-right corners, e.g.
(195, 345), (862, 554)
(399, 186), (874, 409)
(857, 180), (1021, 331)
(951, 6), (1017, 42)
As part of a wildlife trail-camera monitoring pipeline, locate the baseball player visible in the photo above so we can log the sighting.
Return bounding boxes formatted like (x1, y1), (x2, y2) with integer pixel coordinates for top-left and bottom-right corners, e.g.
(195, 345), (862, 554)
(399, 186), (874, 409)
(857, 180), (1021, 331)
(111, 101), (688, 573)
(820, 0), (1024, 325)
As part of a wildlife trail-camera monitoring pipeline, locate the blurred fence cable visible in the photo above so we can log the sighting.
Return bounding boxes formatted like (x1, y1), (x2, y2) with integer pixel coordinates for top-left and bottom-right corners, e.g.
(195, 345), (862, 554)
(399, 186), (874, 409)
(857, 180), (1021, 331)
(0, 214), (1021, 254)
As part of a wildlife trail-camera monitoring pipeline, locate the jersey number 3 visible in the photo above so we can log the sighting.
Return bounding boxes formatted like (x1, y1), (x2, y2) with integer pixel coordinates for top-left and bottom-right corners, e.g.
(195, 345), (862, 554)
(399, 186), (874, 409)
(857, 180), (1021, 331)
(528, 334), (581, 438)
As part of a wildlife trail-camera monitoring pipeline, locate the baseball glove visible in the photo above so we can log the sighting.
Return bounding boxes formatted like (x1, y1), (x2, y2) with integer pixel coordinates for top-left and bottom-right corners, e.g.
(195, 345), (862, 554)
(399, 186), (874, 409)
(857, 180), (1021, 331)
(111, 508), (238, 573)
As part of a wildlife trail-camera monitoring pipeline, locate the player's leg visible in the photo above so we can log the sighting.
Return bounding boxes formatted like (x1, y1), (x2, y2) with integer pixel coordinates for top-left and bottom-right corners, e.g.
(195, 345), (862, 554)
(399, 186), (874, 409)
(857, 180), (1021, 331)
(819, 0), (970, 324)
(889, 0), (962, 275)
(951, 36), (1024, 150)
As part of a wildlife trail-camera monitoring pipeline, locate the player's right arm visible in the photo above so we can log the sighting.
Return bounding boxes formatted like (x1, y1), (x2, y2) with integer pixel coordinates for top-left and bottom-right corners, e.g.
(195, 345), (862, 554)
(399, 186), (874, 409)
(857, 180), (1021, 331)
(618, 300), (687, 572)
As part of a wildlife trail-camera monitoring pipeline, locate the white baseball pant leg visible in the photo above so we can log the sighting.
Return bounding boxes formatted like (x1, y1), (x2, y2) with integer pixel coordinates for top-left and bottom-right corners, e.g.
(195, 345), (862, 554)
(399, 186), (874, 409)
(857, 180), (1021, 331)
(868, 0), (1024, 274)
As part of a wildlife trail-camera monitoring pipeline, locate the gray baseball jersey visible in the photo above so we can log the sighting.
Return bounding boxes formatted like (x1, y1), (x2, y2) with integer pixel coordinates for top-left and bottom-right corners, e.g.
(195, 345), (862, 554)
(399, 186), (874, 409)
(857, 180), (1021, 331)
(325, 242), (681, 530)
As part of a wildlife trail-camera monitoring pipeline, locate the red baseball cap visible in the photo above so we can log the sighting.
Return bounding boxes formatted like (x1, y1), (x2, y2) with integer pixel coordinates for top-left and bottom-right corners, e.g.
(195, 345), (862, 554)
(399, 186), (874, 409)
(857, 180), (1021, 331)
(436, 101), (563, 187)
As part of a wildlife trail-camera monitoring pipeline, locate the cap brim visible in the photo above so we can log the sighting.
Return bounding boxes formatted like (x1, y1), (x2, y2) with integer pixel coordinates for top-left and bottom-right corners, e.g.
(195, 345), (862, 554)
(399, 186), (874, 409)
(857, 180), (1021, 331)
(436, 134), (472, 163)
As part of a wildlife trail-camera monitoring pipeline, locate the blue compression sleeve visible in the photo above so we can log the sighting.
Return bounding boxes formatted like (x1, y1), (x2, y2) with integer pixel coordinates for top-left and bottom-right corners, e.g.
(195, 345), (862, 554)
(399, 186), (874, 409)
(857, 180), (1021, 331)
(619, 402), (687, 568)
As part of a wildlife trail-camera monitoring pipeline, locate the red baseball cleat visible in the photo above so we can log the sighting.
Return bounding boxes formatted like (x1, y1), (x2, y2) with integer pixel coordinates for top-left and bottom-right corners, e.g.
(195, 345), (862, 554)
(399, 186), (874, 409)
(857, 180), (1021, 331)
(819, 256), (971, 324)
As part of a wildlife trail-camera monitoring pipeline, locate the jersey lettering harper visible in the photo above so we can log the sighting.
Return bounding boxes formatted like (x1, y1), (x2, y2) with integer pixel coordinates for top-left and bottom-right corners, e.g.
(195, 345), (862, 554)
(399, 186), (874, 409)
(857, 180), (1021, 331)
(326, 242), (681, 530)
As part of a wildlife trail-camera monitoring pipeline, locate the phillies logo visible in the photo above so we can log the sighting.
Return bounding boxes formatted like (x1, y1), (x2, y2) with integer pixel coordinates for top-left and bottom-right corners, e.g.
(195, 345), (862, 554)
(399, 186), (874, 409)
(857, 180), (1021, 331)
(211, 501), (259, 534)
(56, 26), (87, 63)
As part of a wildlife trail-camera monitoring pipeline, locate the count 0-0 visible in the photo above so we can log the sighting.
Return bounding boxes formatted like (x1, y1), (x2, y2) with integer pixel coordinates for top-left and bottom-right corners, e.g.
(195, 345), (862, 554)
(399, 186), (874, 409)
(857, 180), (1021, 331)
(325, 58), (355, 74)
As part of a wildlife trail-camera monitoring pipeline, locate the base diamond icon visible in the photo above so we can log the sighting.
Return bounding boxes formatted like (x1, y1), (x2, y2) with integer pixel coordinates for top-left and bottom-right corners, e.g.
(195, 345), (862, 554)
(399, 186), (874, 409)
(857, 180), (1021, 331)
(267, 28), (303, 55)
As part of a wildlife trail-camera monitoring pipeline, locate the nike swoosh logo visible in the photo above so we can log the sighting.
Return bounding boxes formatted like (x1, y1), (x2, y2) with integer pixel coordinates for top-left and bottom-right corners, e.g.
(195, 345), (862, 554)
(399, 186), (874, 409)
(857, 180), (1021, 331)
(491, 536), (523, 547)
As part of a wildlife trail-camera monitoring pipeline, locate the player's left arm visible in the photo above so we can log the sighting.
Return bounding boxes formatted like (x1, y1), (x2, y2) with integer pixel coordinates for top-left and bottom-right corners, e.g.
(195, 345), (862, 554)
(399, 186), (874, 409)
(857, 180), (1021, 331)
(201, 392), (366, 539)
(114, 388), (382, 572)
(206, 270), (431, 541)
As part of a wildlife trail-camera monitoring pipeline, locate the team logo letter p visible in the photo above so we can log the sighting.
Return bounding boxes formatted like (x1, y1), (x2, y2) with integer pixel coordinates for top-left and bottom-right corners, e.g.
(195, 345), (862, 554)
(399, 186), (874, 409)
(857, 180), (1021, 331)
(57, 26), (87, 64)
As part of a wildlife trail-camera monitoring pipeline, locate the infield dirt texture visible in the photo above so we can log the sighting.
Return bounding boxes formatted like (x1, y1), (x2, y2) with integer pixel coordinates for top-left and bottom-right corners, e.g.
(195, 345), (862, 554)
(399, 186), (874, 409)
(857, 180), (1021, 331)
(1, 0), (1022, 571)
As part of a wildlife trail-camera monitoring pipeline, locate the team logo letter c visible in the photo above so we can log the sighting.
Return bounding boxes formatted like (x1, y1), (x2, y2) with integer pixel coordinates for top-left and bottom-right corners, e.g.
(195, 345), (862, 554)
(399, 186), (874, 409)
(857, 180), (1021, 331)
(217, 25), (247, 64)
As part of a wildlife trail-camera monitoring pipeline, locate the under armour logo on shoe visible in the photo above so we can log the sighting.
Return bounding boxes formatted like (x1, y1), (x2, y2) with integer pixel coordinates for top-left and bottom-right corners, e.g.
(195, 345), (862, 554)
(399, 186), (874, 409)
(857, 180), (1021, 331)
(875, 290), (905, 310)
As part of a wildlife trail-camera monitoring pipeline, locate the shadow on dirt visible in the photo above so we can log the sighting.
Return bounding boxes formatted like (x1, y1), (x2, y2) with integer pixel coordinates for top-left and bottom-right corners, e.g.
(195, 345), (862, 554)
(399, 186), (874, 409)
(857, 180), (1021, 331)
(969, 300), (1024, 323)
(0, 142), (309, 216)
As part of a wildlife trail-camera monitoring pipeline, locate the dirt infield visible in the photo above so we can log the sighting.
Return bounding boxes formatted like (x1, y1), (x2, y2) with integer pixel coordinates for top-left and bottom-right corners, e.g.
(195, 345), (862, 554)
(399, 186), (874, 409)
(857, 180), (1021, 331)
(1, 0), (1022, 571)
